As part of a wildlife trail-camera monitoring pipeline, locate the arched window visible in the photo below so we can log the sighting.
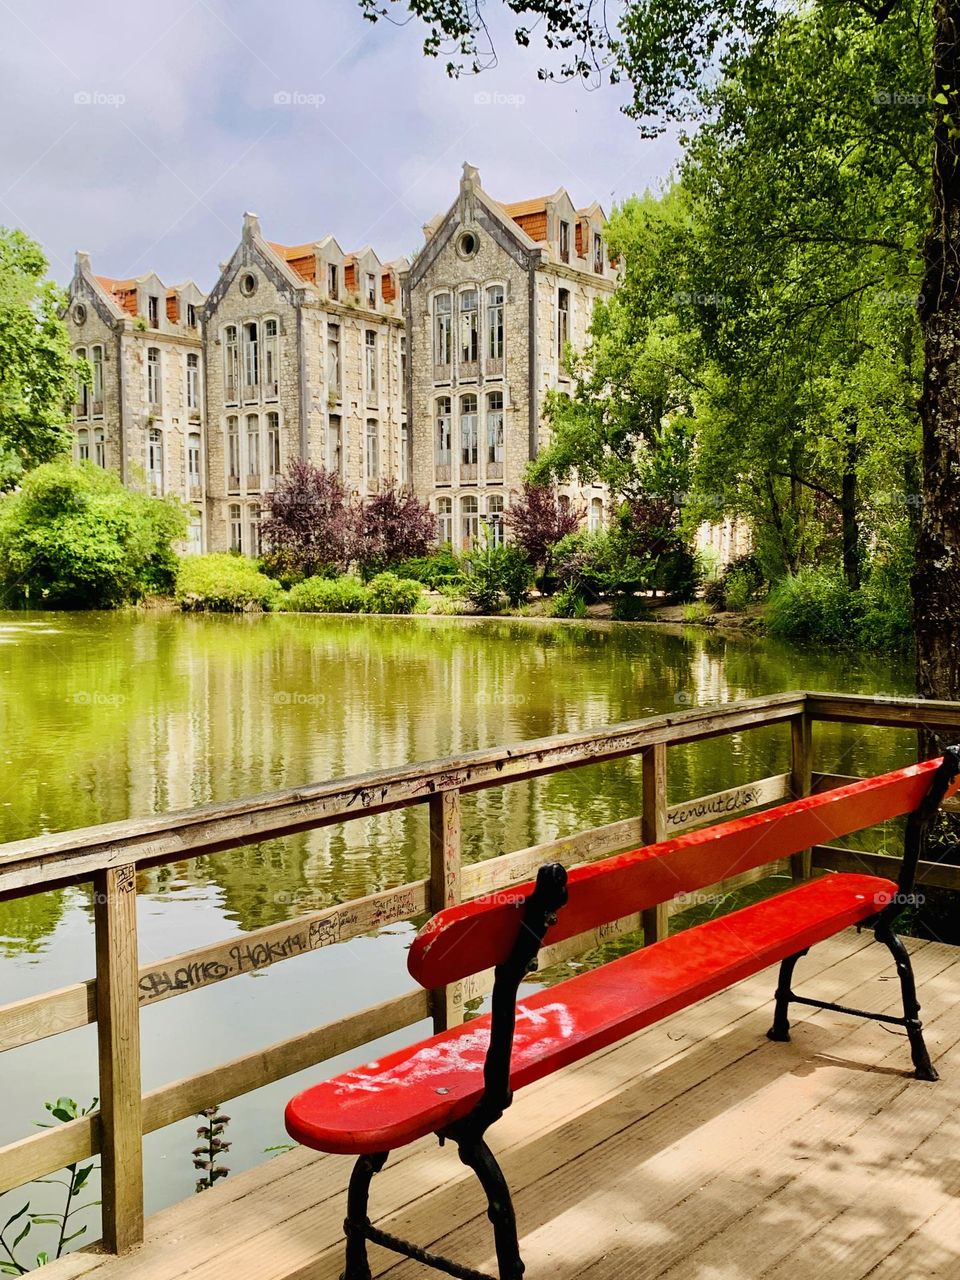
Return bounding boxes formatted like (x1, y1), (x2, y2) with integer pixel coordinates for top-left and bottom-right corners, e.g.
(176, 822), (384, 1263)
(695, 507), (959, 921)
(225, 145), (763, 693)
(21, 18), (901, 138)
(435, 396), (452, 469)
(486, 391), (504, 469)
(90, 346), (104, 416)
(486, 285), (504, 361)
(227, 415), (240, 484)
(187, 432), (201, 487)
(75, 347), (89, 417)
(186, 353), (200, 411)
(263, 319), (278, 399)
(589, 496), (604, 532)
(242, 322), (258, 390)
(93, 427), (106, 468)
(247, 503), (261, 557)
(461, 495), (479, 550)
(224, 326), (239, 403)
(229, 503), (242, 552)
(434, 293), (452, 367)
(76, 427), (90, 461)
(460, 394), (478, 467)
(246, 413), (260, 479)
(459, 289), (479, 366)
(147, 347), (161, 406)
(557, 289), (570, 358)
(365, 418), (379, 482)
(266, 412), (280, 480)
(436, 496), (453, 545)
(147, 426), (164, 495)
(486, 494), (505, 546)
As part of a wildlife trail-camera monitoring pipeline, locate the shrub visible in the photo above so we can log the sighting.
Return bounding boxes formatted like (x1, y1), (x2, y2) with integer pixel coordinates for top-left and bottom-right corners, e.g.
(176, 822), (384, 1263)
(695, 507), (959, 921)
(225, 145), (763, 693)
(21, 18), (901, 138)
(611, 594), (653, 621)
(681, 601), (712, 623)
(350, 487), (435, 579)
(504, 481), (580, 576)
(706, 553), (766, 612)
(650, 546), (701, 602)
(464, 537), (532, 614)
(285, 574), (368, 613)
(551, 583), (588, 618)
(0, 460), (187, 609)
(176, 554), (283, 612)
(260, 461), (351, 583)
(766, 568), (864, 644)
(363, 572), (422, 614)
(394, 548), (465, 589)
(859, 539), (914, 651)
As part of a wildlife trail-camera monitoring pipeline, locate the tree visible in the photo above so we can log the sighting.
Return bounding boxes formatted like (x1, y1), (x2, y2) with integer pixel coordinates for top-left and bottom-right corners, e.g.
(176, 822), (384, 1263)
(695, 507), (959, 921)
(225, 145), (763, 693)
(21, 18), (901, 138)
(349, 485), (436, 578)
(0, 459), (187, 608)
(504, 480), (580, 577)
(0, 228), (78, 486)
(365, 0), (960, 712)
(260, 461), (351, 581)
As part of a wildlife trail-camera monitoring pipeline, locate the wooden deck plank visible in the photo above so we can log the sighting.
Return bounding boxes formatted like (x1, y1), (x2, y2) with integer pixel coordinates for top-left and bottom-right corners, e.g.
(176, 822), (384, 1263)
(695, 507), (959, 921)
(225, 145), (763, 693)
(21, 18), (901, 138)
(39, 933), (960, 1280)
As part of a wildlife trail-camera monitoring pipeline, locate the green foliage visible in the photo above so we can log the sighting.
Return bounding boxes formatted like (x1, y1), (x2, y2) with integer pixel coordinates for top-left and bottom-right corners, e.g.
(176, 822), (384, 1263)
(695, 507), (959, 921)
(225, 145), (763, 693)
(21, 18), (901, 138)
(394, 548), (465, 589)
(176, 554), (282, 613)
(610, 594), (652, 621)
(766, 569), (865, 645)
(0, 460), (187, 609)
(681, 601), (711, 623)
(704, 554), (766, 612)
(464, 536), (532, 614)
(0, 228), (78, 487)
(285, 574), (368, 613)
(362, 572), (423, 614)
(550, 583), (588, 618)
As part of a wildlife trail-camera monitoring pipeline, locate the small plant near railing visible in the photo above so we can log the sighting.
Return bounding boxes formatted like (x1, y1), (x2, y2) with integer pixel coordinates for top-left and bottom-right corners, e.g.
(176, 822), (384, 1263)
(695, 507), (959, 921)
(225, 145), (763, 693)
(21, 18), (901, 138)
(192, 1106), (231, 1193)
(0, 1097), (100, 1275)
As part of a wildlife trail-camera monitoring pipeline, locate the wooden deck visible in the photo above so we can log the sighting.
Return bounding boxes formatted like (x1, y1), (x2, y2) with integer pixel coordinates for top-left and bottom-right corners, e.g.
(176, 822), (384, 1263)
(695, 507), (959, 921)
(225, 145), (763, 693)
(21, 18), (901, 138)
(41, 929), (960, 1280)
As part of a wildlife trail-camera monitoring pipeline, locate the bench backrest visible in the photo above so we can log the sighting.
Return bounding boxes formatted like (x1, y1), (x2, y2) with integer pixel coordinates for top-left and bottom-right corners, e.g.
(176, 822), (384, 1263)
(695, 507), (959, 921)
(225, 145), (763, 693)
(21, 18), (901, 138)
(408, 758), (959, 989)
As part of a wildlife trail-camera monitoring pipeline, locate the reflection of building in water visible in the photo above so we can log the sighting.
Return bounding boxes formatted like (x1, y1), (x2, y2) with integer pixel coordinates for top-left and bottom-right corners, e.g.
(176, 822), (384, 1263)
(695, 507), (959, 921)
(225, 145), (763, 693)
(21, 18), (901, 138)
(697, 517), (752, 568)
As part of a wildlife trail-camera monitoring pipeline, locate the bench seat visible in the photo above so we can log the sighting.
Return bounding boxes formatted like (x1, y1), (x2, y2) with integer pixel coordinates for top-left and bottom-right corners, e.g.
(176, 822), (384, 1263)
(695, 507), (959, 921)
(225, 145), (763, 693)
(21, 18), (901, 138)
(285, 870), (894, 1156)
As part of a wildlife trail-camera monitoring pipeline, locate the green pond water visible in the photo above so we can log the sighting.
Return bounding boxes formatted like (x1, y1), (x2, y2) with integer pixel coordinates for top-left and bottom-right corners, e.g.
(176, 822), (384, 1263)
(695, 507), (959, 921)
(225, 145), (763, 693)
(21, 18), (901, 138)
(0, 611), (919, 1243)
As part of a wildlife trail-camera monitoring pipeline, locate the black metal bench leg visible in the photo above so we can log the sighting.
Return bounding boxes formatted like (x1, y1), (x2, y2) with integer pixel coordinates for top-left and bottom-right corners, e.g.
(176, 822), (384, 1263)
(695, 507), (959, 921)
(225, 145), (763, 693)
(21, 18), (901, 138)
(457, 1139), (525, 1280)
(342, 1151), (389, 1280)
(876, 923), (939, 1082)
(766, 948), (808, 1042)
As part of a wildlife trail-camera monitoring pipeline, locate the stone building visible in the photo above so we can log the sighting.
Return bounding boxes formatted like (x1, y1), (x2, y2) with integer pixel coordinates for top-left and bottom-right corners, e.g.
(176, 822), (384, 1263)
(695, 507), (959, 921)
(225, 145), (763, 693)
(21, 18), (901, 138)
(403, 163), (617, 551)
(199, 214), (407, 555)
(64, 254), (207, 552)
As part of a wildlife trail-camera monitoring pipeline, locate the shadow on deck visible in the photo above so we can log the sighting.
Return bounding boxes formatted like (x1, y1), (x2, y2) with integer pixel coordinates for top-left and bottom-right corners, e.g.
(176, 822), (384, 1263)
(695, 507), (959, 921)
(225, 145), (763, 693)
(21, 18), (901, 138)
(45, 931), (960, 1280)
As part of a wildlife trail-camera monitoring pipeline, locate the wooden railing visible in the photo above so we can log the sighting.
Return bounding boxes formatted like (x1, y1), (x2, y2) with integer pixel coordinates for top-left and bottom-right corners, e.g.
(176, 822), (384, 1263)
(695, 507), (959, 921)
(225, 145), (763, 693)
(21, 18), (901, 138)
(3, 689), (960, 1254)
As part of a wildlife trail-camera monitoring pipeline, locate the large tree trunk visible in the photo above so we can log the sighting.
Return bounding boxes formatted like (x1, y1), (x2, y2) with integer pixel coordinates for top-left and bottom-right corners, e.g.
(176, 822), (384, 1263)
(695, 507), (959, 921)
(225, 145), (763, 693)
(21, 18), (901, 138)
(916, 0), (960, 731)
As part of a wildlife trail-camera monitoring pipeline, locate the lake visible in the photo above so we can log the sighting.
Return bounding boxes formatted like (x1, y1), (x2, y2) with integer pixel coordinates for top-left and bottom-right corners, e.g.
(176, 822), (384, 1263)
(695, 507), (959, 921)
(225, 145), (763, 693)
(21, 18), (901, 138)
(0, 611), (918, 1240)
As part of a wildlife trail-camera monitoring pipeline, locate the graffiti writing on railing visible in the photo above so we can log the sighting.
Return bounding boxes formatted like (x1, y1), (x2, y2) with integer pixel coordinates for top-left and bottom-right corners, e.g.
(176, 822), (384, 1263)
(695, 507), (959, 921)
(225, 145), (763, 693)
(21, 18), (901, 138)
(667, 785), (764, 831)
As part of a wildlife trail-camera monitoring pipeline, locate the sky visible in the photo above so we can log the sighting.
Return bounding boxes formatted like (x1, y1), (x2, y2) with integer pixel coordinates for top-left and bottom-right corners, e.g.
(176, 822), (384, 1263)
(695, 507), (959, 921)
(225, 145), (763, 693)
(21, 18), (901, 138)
(0, 0), (680, 291)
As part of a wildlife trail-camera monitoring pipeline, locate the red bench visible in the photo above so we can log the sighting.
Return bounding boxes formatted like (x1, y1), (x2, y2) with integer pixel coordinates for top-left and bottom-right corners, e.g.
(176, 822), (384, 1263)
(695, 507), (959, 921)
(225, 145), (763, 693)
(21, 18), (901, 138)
(286, 750), (960, 1280)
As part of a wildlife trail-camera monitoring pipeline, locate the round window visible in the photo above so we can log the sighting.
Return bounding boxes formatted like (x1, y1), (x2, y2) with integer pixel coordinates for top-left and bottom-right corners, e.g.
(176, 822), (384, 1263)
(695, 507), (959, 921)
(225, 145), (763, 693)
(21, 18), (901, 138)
(73, 303), (87, 326)
(240, 272), (258, 297)
(457, 230), (479, 258)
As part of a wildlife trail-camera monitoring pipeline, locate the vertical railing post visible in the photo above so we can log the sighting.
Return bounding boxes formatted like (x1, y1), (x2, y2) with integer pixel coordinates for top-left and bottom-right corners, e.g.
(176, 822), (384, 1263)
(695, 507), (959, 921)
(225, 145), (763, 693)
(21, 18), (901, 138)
(790, 711), (814, 882)
(428, 789), (463, 1031)
(93, 864), (144, 1254)
(641, 742), (669, 945)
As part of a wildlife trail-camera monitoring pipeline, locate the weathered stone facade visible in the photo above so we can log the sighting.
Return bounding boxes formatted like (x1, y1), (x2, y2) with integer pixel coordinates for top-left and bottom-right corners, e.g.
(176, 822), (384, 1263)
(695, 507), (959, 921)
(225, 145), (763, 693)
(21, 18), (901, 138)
(199, 215), (407, 554)
(404, 164), (617, 550)
(65, 255), (206, 551)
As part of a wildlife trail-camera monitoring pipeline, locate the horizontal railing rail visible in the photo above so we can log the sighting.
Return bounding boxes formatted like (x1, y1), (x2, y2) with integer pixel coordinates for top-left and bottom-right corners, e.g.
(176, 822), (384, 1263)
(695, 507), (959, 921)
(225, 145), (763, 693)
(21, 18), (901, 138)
(1, 689), (958, 1255)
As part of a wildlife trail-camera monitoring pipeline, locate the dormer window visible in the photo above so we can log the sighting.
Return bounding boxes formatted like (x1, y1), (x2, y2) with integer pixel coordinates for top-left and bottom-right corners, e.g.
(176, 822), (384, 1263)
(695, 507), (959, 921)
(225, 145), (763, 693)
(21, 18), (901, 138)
(593, 232), (604, 274)
(365, 272), (376, 306)
(328, 263), (339, 300)
(559, 220), (570, 263)
(148, 295), (160, 327)
(186, 303), (197, 328)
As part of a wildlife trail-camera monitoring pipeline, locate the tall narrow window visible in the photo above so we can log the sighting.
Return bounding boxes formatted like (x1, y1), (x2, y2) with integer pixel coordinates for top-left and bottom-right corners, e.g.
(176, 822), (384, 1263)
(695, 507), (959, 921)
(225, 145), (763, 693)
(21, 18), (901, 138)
(365, 272), (376, 306)
(263, 319), (278, 398)
(76, 427), (90, 461)
(246, 413), (260, 479)
(589, 496), (604, 531)
(188, 431), (201, 487)
(147, 347), (161, 405)
(401, 421), (409, 487)
(327, 414), (342, 475)
(434, 293), (452, 367)
(91, 345), (104, 414)
(435, 396), (451, 467)
(328, 262), (339, 299)
(400, 334), (407, 388)
(148, 295), (160, 327)
(461, 495), (479, 550)
(186, 353), (200, 411)
(460, 289), (479, 365)
(559, 220), (570, 263)
(593, 232), (604, 274)
(557, 289), (570, 358)
(243, 321), (259, 390)
(486, 391), (504, 465)
(365, 418), (379, 482)
(186, 302), (197, 328)
(460, 393), (478, 466)
(227, 415), (240, 482)
(487, 494), (505, 546)
(147, 426), (164, 494)
(266, 412), (280, 479)
(327, 323), (341, 396)
(437, 497), (453, 545)
(93, 426), (106, 468)
(75, 347), (89, 417)
(224, 326), (239, 403)
(364, 330), (377, 399)
(486, 286), (504, 361)
(229, 503), (242, 552)
(247, 503), (261, 557)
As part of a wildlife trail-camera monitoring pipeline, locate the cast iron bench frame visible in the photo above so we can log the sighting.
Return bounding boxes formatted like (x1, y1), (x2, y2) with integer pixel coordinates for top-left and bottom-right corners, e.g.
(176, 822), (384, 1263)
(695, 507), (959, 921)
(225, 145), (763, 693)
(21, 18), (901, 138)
(286, 749), (960, 1280)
